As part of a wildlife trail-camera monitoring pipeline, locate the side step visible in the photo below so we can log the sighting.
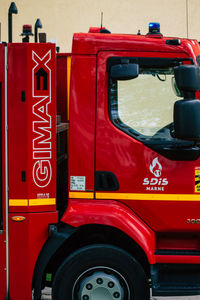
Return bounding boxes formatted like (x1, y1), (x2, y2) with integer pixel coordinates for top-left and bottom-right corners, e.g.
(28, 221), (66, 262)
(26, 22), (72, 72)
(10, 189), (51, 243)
(151, 263), (200, 296)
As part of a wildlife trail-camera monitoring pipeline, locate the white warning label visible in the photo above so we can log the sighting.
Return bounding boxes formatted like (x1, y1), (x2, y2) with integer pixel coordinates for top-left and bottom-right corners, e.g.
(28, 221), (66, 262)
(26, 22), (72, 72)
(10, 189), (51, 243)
(70, 176), (86, 191)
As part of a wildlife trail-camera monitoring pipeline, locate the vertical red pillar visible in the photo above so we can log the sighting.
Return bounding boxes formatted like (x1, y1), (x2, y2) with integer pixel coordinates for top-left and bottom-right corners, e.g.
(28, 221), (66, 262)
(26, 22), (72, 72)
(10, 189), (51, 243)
(0, 44), (7, 300)
(8, 43), (57, 209)
(7, 43), (57, 300)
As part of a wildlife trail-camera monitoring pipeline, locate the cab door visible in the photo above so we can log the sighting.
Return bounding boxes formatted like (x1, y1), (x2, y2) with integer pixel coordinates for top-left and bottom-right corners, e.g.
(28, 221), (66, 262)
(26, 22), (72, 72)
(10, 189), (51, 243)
(0, 44), (7, 300)
(95, 50), (200, 234)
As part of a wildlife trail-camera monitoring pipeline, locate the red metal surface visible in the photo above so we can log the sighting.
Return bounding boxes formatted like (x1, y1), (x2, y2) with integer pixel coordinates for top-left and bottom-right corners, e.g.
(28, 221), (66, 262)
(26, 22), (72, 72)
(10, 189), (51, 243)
(9, 211), (57, 300)
(95, 48), (200, 234)
(88, 27), (107, 33)
(155, 255), (200, 264)
(67, 33), (200, 265)
(7, 43), (57, 213)
(72, 32), (200, 56)
(68, 55), (96, 192)
(61, 199), (155, 263)
(6, 43), (58, 299)
(156, 232), (200, 250)
(0, 44), (6, 300)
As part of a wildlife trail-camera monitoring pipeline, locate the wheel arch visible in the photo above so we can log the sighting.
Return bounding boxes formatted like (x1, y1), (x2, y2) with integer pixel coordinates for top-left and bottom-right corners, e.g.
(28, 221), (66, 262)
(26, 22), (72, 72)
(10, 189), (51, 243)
(62, 199), (155, 263)
(33, 199), (155, 299)
(50, 223), (151, 277)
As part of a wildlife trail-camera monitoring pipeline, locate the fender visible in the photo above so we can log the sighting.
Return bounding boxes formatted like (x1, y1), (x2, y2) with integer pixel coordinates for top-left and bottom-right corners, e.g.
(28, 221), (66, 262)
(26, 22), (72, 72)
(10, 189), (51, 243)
(61, 199), (155, 263)
(33, 224), (76, 300)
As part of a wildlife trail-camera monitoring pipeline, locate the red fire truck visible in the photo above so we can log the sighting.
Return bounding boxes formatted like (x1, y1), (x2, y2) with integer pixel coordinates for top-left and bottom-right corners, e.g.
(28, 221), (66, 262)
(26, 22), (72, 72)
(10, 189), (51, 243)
(2, 3), (200, 300)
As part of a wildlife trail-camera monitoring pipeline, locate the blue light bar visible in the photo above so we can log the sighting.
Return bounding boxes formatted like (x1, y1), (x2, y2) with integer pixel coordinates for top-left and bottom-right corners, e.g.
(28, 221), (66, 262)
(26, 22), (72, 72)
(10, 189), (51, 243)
(148, 22), (160, 34)
(149, 22), (160, 28)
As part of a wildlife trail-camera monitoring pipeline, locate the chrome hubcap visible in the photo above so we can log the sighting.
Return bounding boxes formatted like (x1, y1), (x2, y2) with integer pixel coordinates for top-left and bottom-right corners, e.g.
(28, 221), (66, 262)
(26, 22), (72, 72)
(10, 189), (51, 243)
(73, 267), (130, 300)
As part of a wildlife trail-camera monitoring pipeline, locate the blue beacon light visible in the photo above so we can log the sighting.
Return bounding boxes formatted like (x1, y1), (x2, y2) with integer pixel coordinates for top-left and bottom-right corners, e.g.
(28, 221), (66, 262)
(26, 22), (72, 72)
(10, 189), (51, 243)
(148, 22), (160, 34)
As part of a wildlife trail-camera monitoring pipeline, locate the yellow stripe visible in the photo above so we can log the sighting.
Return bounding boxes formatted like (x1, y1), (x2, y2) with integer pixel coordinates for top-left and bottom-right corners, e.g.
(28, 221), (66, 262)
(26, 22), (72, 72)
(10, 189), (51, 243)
(29, 198), (56, 206)
(9, 198), (56, 207)
(67, 55), (71, 121)
(96, 192), (200, 201)
(9, 199), (28, 206)
(69, 192), (94, 199)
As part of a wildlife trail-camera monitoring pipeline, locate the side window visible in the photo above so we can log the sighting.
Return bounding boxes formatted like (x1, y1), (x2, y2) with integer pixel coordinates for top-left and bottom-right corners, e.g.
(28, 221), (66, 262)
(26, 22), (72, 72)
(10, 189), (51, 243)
(117, 72), (179, 137)
(108, 57), (196, 160)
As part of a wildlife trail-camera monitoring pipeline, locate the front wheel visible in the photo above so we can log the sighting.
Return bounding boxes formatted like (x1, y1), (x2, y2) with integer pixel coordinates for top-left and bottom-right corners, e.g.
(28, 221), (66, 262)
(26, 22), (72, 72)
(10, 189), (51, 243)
(52, 244), (150, 300)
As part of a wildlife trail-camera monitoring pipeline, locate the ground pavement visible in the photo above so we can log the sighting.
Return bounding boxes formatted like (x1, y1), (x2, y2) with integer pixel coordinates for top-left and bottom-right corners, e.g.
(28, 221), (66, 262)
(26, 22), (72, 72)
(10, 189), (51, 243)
(41, 288), (200, 299)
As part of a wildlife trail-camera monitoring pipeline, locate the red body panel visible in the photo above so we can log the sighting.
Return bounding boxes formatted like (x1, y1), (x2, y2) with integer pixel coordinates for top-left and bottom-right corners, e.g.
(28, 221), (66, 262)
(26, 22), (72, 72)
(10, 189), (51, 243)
(95, 48), (200, 232)
(62, 199), (155, 263)
(0, 44), (6, 300)
(8, 43), (57, 212)
(66, 33), (200, 266)
(68, 55), (96, 192)
(72, 33), (200, 57)
(9, 211), (57, 300)
(155, 254), (200, 264)
(6, 43), (58, 300)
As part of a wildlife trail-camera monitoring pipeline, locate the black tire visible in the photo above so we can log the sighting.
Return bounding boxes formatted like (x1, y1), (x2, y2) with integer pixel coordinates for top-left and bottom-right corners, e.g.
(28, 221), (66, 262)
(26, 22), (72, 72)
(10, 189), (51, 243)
(52, 244), (150, 300)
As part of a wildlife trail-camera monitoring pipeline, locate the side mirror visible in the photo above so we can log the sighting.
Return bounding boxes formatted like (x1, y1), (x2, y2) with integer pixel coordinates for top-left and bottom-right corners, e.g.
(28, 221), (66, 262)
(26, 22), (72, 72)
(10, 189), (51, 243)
(173, 65), (200, 141)
(174, 99), (200, 141)
(110, 63), (139, 80)
(174, 65), (200, 92)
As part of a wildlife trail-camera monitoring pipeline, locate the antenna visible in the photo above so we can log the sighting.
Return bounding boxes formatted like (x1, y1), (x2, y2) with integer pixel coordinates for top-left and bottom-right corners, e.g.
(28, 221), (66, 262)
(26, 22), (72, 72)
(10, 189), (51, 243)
(186, 0), (189, 38)
(101, 12), (103, 30)
(8, 2), (18, 43)
(100, 13), (111, 34)
(34, 19), (42, 43)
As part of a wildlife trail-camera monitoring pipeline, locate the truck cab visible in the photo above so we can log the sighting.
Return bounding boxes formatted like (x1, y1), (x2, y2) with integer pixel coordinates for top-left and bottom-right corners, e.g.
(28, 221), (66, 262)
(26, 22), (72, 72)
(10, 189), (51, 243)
(57, 25), (200, 298)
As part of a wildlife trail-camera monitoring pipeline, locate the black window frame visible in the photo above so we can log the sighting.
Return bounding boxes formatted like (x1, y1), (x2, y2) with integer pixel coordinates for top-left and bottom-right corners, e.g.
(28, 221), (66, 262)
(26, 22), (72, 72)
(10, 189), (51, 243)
(107, 56), (200, 161)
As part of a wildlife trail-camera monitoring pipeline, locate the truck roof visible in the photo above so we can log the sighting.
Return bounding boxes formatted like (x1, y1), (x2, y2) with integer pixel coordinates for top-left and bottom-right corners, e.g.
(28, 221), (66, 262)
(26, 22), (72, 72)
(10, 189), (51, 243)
(72, 32), (200, 59)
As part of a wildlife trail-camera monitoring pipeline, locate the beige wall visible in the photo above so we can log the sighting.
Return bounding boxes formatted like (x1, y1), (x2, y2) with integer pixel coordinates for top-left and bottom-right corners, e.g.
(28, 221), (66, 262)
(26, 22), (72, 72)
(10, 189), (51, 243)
(1, 0), (200, 52)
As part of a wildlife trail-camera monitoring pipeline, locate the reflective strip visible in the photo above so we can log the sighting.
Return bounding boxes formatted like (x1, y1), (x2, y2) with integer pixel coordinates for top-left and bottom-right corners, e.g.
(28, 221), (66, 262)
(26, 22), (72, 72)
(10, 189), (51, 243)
(95, 192), (200, 201)
(69, 192), (94, 199)
(9, 199), (28, 206)
(67, 56), (71, 121)
(9, 198), (56, 206)
(29, 198), (56, 206)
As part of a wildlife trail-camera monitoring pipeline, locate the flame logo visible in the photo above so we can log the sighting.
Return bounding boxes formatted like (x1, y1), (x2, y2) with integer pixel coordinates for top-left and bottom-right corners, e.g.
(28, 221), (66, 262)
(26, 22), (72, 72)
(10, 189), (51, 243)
(149, 157), (162, 178)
